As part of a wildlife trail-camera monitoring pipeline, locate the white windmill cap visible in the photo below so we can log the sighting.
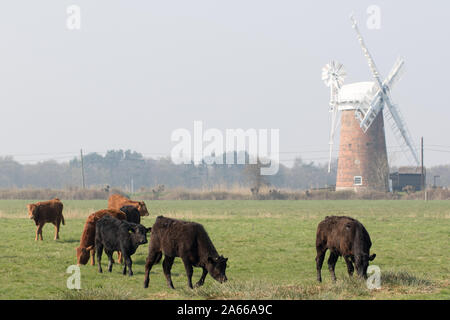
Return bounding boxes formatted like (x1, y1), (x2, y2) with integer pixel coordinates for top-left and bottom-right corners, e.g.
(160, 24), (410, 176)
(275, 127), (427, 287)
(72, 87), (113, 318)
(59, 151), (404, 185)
(337, 81), (378, 110)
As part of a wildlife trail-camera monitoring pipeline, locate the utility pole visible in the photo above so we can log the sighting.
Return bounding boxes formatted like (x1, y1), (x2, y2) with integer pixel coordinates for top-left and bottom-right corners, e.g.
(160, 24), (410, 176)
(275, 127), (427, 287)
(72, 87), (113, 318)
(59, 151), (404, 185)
(80, 149), (86, 189)
(421, 137), (425, 200)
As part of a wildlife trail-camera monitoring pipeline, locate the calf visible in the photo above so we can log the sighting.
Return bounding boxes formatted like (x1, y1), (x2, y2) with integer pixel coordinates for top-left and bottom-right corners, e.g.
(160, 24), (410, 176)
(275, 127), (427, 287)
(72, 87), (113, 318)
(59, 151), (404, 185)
(144, 216), (228, 289)
(27, 198), (64, 241)
(315, 216), (376, 282)
(120, 205), (141, 224)
(76, 209), (126, 266)
(95, 215), (150, 276)
(108, 194), (149, 217)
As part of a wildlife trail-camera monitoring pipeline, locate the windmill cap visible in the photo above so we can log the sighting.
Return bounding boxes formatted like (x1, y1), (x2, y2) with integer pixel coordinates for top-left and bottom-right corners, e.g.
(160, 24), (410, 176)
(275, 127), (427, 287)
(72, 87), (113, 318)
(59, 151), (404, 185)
(338, 81), (377, 103)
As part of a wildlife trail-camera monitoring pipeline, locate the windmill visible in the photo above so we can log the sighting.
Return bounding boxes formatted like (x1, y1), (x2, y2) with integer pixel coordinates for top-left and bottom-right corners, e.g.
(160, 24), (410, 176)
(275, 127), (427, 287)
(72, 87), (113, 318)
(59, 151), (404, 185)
(322, 15), (420, 191)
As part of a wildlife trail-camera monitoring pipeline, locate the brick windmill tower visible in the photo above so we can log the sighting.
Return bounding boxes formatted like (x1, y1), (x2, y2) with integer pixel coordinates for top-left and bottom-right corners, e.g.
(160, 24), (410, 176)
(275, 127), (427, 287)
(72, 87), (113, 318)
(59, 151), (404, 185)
(322, 16), (420, 192)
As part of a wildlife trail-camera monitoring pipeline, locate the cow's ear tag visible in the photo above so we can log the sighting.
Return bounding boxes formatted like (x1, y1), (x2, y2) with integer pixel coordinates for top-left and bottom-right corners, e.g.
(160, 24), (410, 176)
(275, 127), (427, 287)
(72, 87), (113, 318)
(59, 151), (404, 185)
(128, 229), (133, 234)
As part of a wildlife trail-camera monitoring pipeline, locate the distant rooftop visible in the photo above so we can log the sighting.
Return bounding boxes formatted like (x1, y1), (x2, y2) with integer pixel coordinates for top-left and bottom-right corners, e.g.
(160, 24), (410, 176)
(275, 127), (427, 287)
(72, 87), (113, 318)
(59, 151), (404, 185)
(395, 167), (424, 174)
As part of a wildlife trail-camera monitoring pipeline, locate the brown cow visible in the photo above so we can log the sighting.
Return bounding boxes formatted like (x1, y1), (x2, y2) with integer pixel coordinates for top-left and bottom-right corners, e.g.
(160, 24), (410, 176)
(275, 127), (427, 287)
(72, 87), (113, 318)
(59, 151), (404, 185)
(144, 216), (228, 289)
(315, 216), (376, 282)
(27, 198), (64, 241)
(76, 209), (126, 266)
(108, 194), (149, 217)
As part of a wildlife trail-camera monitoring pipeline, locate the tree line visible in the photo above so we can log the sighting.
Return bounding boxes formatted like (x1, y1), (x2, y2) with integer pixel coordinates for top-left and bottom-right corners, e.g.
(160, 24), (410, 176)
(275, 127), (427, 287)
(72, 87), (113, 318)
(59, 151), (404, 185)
(0, 150), (337, 191)
(0, 149), (448, 191)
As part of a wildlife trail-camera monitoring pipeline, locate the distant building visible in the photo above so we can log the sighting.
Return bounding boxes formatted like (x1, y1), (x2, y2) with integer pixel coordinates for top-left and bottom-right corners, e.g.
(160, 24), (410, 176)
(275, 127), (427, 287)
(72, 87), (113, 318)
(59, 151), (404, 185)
(389, 167), (425, 192)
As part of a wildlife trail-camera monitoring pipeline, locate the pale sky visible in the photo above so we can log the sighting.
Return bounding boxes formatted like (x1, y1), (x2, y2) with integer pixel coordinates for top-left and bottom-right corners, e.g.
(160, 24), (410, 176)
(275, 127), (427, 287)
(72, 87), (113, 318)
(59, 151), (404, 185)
(0, 1), (449, 167)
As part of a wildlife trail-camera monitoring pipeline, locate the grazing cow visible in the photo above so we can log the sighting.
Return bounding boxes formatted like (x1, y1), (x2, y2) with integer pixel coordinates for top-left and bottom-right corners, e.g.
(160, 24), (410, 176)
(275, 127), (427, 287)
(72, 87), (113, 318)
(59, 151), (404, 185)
(120, 205), (141, 224)
(315, 216), (376, 282)
(95, 215), (150, 276)
(144, 216), (228, 289)
(76, 209), (126, 266)
(27, 198), (64, 241)
(108, 194), (149, 217)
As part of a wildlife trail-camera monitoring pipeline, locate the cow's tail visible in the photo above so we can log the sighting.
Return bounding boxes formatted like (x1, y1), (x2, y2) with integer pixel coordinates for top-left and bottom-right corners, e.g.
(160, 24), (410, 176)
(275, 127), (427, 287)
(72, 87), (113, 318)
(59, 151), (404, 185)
(61, 214), (65, 225)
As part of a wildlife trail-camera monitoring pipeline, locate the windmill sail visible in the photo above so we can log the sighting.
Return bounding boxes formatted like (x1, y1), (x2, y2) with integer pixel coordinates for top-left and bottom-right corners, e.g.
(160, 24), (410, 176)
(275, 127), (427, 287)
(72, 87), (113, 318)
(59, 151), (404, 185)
(350, 15), (420, 166)
(322, 61), (346, 172)
(358, 57), (404, 132)
(384, 57), (405, 89)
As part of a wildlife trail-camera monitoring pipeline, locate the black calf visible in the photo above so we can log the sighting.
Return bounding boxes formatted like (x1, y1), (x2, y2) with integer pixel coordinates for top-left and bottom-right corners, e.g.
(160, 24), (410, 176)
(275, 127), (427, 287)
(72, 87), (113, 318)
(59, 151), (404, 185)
(95, 215), (150, 276)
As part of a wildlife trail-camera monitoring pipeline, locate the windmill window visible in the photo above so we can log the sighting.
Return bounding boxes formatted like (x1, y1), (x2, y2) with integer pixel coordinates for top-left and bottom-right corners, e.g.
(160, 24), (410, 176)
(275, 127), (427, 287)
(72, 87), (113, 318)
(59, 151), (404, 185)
(354, 176), (362, 185)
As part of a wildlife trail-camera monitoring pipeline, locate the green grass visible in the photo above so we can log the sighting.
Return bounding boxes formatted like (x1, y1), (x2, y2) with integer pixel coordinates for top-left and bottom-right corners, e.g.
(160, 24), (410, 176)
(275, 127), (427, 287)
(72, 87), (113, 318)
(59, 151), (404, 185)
(0, 200), (449, 300)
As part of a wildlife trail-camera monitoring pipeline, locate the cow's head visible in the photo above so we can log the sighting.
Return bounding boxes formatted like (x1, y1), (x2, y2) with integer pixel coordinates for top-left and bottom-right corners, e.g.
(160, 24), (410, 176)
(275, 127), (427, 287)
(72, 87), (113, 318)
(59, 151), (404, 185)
(76, 245), (94, 265)
(27, 204), (39, 221)
(128, 224), (151, 246)
(355, 253), (376, 279)
(137, 202), (149, 217)
(206, 255), (228, 283)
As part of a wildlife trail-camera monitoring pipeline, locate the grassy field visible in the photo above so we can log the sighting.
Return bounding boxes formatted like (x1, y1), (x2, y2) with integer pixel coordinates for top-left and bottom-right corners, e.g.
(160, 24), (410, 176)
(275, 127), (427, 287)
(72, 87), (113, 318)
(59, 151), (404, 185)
(0, 200), (449, 300)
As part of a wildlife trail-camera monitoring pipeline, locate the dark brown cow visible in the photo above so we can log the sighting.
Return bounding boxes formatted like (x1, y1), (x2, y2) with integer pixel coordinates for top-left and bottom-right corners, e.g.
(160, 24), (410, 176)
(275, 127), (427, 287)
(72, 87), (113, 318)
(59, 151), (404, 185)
(76, 209), (126, 266)
(27, 198), (64, 241)
(144, 216), (228, 289)
(108, 194), (149, 217)
(315, 216), (376, 282)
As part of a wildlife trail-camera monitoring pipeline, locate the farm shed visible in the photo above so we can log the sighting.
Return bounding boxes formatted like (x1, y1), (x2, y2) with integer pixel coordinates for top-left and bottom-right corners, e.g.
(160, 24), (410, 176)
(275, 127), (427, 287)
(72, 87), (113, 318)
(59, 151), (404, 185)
(389, 167), (425, 192)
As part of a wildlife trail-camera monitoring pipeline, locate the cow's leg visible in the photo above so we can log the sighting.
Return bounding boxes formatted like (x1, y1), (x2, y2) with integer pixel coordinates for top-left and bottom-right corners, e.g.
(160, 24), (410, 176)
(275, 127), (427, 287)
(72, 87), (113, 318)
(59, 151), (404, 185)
(90, 248), (96, 266)
(96, 245), (103, 273)
(328, 251), (339, 282)
(35, 225), (40, 241)
(315, 247), (326, 282)
(182, 257), (194, 289)
(344, 255), (354, 277)
(122, 254), (133, 276)
(39, 224), (44, 241)
(117, 251), (122, 264)
(162, 256), (175, 289)
(143, 250), (161, 288)
(105, 250), (114, 272)
(35, 224), (44, 241)
(196, 267), (208, 287)
(127, 256), (133, 276)
(39, 223), (45, 240)
(54, 221), (60, 240)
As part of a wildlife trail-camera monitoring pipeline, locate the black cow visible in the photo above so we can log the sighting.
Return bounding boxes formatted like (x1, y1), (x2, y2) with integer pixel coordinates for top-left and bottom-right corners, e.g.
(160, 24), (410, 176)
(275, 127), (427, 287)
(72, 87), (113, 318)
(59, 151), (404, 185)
(144, 216), (228, 289)
(95, 215), (151, 276)
(315, 216), (376, 282)
(120, 205), (141, 224)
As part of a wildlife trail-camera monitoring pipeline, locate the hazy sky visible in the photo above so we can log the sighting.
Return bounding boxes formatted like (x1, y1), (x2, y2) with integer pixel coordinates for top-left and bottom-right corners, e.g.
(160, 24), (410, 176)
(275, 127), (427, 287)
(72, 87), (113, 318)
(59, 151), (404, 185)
(0, 1), (449, 167)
